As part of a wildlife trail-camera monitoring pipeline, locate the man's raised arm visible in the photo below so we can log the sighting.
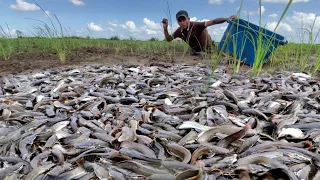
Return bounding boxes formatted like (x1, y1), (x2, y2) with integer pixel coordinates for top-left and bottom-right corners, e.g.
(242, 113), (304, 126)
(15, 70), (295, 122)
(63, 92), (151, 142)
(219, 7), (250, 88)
(162, 18), (174, 42)
(204, 15), (237, 27)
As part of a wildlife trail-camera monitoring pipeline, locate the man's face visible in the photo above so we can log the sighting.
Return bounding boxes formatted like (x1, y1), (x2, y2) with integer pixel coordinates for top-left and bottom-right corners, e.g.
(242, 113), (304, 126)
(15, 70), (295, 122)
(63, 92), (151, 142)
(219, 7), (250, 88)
(177, 16), (189, 29)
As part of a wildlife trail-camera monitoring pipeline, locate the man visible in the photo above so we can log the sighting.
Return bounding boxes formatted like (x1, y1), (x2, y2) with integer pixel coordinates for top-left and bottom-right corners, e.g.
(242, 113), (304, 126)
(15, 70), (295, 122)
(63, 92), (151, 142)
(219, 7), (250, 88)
(162, 10), (237, 56)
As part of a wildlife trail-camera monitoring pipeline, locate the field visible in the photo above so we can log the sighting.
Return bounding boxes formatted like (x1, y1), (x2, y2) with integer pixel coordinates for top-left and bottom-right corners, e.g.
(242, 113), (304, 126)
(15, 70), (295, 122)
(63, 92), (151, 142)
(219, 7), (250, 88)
(0, 36), (320, 78)
(0, 37), (193, 74)
(2, 0), (319, 78)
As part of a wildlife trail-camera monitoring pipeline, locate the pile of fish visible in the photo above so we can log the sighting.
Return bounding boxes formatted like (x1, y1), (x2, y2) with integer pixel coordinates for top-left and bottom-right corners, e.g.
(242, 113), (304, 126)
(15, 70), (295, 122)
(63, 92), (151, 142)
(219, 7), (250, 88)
(0, 63), (320, 180)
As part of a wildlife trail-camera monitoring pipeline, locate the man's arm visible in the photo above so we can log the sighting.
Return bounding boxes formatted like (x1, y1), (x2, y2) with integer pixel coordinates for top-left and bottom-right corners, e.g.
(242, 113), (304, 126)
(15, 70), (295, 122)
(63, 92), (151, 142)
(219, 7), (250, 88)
(162, 18), (175, 42)
(204, 15), (237, 27)
(164, 28), (173, 42)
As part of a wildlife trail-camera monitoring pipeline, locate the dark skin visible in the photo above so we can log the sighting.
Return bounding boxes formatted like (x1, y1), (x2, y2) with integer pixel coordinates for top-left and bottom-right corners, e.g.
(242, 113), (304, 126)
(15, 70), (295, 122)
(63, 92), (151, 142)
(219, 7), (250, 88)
(162, 15), (238, 42)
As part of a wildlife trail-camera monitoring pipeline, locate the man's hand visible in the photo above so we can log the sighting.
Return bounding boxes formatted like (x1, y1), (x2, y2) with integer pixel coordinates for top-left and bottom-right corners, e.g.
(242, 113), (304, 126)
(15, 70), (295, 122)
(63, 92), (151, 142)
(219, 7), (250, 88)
(162, 18), (168, 29)
(228, 15), (238, 21)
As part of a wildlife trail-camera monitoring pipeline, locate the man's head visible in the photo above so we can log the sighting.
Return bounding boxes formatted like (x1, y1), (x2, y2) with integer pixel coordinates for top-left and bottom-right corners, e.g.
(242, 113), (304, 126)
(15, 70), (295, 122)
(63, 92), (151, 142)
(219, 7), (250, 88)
(176, 10), (190, 29)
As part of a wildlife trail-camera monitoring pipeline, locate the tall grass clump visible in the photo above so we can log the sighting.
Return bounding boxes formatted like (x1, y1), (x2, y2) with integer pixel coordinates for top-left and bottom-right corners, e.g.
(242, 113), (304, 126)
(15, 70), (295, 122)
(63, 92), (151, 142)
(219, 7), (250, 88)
(312, 44), (320, 75)
(0, 24), (14, 60)
(204, 0), (293, 91)
(301, 18), (320, 72)
(204, 0), (244, 91)
(164, 1), (175, 61)
(30, 0), (68, 63)
(289, 15), (320, 74)
(230, 0), (245, 74)
(208, 0), (292, 77)
(251, 0), (293, 76)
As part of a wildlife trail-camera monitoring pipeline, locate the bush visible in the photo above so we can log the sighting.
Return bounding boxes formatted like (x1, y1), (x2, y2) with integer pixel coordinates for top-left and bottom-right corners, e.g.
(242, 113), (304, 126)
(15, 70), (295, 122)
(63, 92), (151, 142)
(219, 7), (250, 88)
(149, 37), (158, 41)
(109, 36), (120, 40)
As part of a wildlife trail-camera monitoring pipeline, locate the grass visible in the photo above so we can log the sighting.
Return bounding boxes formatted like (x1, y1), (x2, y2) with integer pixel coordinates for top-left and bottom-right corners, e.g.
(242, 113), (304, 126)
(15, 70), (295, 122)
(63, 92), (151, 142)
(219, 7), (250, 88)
(210, 0), (294, 78)
(0, 36), (187, 59)
(0, 24), (15, 60)
(250, 0), (293, 76)
(207, 0), (320, 78)
(0, 26), (319, 74)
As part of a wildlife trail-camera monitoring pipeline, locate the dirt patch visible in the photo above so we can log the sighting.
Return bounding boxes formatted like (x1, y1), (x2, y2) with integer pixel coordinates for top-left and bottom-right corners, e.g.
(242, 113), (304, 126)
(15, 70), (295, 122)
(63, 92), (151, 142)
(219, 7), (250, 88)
(1, 46), (311, 77)
(0, 46), (218, 76)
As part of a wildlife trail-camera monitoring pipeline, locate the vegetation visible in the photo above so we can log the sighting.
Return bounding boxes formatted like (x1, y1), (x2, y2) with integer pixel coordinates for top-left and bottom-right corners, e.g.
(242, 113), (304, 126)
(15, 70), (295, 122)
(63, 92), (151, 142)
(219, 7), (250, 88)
(0, 35), (319, 68)
(0, 36), (187, 58)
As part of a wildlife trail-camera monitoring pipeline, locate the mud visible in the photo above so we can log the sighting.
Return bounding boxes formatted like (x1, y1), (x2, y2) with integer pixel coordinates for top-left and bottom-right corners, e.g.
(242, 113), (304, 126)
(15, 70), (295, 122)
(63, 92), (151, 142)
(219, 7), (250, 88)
(0, 46), (215, 76)
(0, 46), (318, 78)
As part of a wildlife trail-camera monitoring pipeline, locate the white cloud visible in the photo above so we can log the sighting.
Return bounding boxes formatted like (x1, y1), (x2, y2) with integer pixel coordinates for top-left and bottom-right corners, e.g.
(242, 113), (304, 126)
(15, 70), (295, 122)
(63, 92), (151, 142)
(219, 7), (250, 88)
(189, 17), (211, 22)
(141, 18), (161, 36)
(259, 6), (266, 15)
(3, 29), (17, 37)
(87, 22), (103, 32)
(262, 0), (310, 3)
(269, 13), (278, 18)
(119, 35), (128, 40)
(0, 27), (25, 38)
(207, 25), (227, 41)
(291, 11), (320, 29)
(109, 28), (115, 32)
(125, 21), (136, 30)
(266, 22), (293, 32)
(243, 6), (265, 16)
(106, 17), (234, 40)
(45, 11), (50, 17)
(10, 0), (40, 11)
(289, 12), (320, 43)
(211, 26), (227, 36)
(167, 24), (179, 34)
(208, 0), (223, 5)
(201, 19), (211, 22)
(121, 24), (128, 29)
(69, 0), (84, 6)
(116, 18), (163, 40)
(208, 0), (235, 5)
(126, 22), (135, 30)
(143, 18), (159, 30)
(108, 20), (118, 27)
(190, 17), (197, 21)
(145, 29), (157, 35)
(108, 20), (128, 30)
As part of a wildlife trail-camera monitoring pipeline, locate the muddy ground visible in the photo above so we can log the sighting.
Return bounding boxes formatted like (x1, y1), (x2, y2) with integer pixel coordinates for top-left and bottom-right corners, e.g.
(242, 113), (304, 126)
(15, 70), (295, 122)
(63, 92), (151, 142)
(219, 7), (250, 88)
(0, 46), (317, 78)
(0, 47), (215, 75)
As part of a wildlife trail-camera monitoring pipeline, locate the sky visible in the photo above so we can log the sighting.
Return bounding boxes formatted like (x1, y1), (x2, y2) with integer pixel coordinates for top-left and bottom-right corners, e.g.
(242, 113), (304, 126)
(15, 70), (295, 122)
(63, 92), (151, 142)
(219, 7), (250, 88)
(0, 0), (320, 43)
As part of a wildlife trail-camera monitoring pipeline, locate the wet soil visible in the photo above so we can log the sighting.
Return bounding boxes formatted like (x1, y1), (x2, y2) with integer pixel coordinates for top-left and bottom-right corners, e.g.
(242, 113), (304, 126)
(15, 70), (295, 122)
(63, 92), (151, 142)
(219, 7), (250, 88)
(0, 46), (318, 78)
(0, 47), (217, 76)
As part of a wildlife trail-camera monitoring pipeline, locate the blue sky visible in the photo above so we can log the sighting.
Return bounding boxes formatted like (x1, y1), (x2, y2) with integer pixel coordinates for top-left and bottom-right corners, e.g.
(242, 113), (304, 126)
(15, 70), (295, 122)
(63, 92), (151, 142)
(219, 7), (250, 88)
(0, 0), (319, 42)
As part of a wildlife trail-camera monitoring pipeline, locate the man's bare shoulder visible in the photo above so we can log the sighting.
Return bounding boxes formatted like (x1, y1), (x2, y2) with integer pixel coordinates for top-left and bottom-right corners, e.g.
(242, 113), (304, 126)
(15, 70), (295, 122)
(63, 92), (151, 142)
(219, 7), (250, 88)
(192, 21), (206, 25)
(190, 21), (206, 30)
